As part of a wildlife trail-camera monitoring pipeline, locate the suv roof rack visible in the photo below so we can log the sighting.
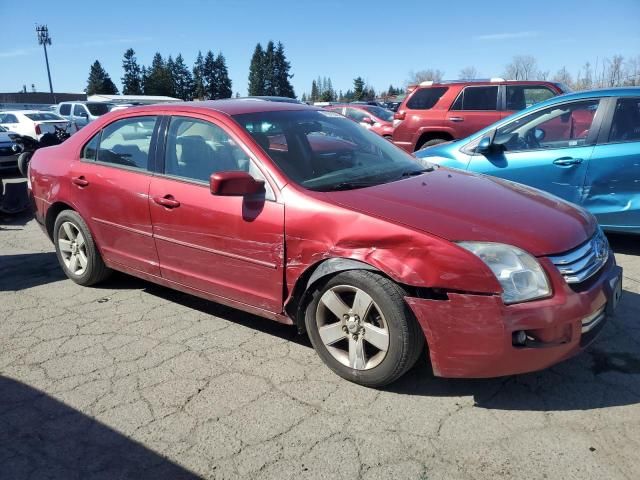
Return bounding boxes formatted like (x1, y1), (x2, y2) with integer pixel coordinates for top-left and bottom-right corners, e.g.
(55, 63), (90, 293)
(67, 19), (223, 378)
(419, 78), (506, 87)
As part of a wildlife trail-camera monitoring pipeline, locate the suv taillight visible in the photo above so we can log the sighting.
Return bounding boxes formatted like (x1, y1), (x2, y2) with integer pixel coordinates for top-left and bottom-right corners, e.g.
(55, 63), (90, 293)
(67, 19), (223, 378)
(393, 111), (406, 121)
(35, 124), (42, 135)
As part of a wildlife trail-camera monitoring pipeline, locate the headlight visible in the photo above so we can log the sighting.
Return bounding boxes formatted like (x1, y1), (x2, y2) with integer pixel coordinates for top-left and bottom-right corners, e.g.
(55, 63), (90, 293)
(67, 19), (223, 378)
(458, 242), (551, 304)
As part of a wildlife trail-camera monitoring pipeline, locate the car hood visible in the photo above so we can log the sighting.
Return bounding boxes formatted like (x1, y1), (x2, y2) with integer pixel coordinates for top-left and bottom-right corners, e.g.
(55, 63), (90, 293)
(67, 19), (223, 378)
(324, 168), (595, 256)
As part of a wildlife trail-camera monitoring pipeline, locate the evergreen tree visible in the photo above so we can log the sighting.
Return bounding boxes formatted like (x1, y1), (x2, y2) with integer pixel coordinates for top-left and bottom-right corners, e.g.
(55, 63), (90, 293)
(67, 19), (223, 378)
(172, 54), (194, 101)
(140, 66), (148, 94)
(86, 60), (119, 95)
(145, 53), (173, 96)
(310, 80), (319, 102)
(263, 41), (277, 95)
(214, 53), (233, 99)
(272, 42), (295, 97)
(301, 92), (307, 103)
(121, 48), (142, 95)
(203, 50), (217, 99)
(248, 43), (266, 96)
(320, 77), (335, 102)
(353, 77), (365, 101)
(166, 55), (177, 98)
(192, 51), (206, 100)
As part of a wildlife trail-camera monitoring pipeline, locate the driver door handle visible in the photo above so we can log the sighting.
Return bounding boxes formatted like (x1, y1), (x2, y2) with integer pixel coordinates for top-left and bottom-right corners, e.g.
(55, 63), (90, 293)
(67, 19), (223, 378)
(448, 116), (464, 122)
(553, 157), (583, 166)
(72, 176), (89, 187)
(153, 195), (181, 209)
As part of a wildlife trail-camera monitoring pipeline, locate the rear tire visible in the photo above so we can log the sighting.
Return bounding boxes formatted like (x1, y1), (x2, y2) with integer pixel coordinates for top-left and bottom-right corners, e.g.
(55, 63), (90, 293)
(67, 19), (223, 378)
(419, 138), (448, 150)
(305, 270), (424, 387)
(53, 210), (111, 286)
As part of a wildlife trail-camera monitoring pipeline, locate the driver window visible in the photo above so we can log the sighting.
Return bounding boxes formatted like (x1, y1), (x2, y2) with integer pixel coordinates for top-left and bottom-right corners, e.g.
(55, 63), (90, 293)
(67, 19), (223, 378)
(495, 99), (600, 152)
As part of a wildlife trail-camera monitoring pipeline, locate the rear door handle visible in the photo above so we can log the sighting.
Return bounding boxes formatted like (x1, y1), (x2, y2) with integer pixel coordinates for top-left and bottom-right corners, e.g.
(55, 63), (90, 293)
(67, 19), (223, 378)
(553, 157), (583, 166)
(448, 116), (464, 122)
(153, 195), (181, 209)
(72, 176), (89, 187)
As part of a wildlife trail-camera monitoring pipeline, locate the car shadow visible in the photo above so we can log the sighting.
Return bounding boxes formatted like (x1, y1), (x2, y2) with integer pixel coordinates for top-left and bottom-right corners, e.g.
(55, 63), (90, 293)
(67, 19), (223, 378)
(0, 209), (33, 229)
(0, 376), (201, 479)
(607, 232), (640, 256)
(0, 252), (67, 291)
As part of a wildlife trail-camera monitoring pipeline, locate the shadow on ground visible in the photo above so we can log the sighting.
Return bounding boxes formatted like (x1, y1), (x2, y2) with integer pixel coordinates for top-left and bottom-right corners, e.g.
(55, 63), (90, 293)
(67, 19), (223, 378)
(0, 252), (67, 291)
(608, 232), (640, 256)
(0, 376), (200, 480)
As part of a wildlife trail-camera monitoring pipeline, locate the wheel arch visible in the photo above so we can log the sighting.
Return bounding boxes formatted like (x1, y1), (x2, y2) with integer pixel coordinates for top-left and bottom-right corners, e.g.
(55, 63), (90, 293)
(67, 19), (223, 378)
(415, 130), (455, 150)
(285, 258), (381, 333)
(45, 201), (76, 241)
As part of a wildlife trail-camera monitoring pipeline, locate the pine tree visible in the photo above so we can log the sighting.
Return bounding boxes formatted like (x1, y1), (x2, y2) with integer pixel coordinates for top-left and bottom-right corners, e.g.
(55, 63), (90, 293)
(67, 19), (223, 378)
(353, 77), (365, 101)
(145, 53), (173, 96)
(214, 53), (232, 99)
(272, 42), (295, 97)
(166, 55), (177, 98)
(172, 54), (194, 101)
(263, 41), (276, 95)
(192, 51), (206, 100)
(310, 80), (319, 102)
(301, 92), (307, 103)
(121, 48), (142, 95)
(140, 66), (148, 94)
(86, 60), (119, 95)
(248, 43), (265, 96)
(203, 50), (217, 99)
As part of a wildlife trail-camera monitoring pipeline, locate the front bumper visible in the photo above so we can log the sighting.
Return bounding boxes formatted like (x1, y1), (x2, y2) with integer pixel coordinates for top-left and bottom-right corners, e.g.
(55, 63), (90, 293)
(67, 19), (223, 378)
(406, 255), (622, 378)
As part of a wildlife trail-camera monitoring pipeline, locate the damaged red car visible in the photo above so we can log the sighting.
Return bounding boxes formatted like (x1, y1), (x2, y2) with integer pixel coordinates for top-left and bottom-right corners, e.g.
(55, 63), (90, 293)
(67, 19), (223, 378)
(28, 100), (623, 387)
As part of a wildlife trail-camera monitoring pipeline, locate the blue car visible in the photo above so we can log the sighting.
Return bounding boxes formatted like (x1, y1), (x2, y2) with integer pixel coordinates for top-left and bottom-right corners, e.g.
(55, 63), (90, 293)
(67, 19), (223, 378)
(416, 88), (640, 234)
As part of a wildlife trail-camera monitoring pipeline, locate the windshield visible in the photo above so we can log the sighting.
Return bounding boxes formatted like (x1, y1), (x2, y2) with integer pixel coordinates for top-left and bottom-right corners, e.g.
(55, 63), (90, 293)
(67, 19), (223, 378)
(0, 126), (6, 132)
(233, 109), (425, 191)
(362, 106), (393, 122)
(25, 112), (65, 121)
(86, 103), (112, 116)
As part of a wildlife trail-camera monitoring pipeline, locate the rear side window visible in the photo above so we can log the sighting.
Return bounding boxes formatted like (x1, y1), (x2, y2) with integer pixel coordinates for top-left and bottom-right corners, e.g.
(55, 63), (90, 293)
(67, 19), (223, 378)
(406, 87), (448, 110)
(609, 97), (640, 143)
(59, 104), (71, 115)
(86, 103), (111, 116)
(0, 114), (19, 123)
(506, 86), (555, 110)
(96, 116), (157, 170)
(451, 86), (498, 111)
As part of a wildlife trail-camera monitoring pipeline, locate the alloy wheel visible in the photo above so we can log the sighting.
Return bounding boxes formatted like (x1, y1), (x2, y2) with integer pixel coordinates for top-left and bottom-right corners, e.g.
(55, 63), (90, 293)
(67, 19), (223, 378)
(57, 221), (88, 276)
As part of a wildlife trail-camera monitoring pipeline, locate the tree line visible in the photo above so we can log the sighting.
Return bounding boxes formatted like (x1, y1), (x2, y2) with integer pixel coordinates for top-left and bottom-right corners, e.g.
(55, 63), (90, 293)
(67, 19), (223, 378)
(302, 76), (402, 103)
(86, 41), (295, 100)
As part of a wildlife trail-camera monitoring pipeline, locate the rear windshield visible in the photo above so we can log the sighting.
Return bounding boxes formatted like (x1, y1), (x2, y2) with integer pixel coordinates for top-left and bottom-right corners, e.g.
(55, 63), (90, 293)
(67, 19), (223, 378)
(406, 87), (448, 110)
(86, 103), (112, 116)
(362, 106), (393, 122)
(25, 113), (66, 121)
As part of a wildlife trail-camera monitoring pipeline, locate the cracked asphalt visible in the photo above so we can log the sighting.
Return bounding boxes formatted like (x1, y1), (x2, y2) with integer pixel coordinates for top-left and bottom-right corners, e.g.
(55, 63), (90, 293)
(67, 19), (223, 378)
(1, 209), (640, 480)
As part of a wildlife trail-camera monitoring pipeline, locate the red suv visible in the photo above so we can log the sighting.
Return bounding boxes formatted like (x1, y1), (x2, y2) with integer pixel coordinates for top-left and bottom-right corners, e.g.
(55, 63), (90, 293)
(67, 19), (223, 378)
(392, 79), (567, 152)
(28, 101), (621, 387)
(325, 104), (395, 138)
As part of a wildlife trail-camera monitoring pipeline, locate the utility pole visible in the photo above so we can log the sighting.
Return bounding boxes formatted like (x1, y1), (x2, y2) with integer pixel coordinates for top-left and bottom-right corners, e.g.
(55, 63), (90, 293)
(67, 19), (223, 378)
(36, 25), (56, 104)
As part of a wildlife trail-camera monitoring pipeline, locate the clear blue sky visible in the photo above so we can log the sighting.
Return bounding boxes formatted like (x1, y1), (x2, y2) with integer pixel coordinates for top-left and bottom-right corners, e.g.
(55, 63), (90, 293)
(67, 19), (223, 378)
(1, 0), (638, 97)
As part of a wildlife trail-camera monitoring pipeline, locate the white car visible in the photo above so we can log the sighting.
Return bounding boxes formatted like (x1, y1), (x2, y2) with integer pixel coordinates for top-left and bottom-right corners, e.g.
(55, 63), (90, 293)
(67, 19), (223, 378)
(0, 110), (74, 141)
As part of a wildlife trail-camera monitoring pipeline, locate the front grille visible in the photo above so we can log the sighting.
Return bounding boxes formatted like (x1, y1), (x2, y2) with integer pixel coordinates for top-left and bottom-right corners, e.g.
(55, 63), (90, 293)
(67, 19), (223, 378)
(548, 229), (610, 284)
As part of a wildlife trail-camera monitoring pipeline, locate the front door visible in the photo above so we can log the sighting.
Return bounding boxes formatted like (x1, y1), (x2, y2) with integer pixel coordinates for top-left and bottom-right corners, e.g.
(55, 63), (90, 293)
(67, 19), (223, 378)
(69, 115), (161, 275)
(447, 85), (502, 138)
(468, 98), (604, 204)
(148, 115), (285, 312)
(583, 97), (640, 232)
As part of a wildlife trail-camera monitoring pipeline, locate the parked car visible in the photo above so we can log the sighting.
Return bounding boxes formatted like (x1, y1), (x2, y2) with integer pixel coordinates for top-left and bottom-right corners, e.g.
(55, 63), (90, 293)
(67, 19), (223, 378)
(416, 87), (640, 235)
(0, 126), (21, 172)
(0, 110), (73, 141)
(55, 101), (114, 129)
(325, 104), (395, 138)
(29, 100), (622, 386)
(392, 79), (568, 152)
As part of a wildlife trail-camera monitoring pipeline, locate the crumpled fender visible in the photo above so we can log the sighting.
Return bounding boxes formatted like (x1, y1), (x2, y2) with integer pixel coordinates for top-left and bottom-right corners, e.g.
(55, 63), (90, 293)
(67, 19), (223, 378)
(281, 185), (502, 305)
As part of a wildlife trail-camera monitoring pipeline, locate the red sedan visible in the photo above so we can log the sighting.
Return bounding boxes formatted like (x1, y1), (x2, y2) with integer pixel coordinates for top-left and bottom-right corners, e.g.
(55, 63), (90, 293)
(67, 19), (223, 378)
(28, 100), (622, 387)
(325, 104), (395, 138)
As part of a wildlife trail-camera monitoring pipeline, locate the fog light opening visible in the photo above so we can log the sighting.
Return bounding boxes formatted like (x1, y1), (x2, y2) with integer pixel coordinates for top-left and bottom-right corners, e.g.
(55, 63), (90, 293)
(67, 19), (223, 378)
(512, 330), (527, 346)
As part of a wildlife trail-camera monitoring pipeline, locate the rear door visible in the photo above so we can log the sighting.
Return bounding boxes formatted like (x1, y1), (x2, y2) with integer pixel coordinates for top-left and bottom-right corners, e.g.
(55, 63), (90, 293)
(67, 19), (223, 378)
(582, 96), (640, 232)
(0, 113), (21, 135)
(72, 104), (90, 128)
(448, 85), (501, 137)
(148, 114), (285, 312)
(503, 85), (557, 118)
(69, 115), (161, 276)
(468, 98), (604, 204)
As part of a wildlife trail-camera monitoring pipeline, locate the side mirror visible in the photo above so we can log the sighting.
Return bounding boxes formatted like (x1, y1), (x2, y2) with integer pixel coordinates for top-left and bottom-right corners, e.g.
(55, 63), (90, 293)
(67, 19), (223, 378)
(476, 136), (493, 154)
(360, 117), (374, 125)
(210, 171), (265, 196)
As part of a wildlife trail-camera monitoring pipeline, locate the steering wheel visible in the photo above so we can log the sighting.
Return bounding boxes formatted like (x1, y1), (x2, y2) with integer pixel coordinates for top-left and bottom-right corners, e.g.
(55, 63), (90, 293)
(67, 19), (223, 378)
(523, 128), (541, 149)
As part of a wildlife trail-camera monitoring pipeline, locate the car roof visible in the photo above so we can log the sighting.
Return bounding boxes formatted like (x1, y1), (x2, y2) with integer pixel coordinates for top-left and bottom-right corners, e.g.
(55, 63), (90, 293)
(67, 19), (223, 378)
(0, 110), (55, 115)
(118, 99), (319, 116)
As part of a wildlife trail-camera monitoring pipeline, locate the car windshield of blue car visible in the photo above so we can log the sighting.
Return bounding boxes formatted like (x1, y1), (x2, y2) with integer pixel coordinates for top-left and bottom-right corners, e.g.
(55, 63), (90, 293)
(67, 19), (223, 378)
(234, 109), (428, 191)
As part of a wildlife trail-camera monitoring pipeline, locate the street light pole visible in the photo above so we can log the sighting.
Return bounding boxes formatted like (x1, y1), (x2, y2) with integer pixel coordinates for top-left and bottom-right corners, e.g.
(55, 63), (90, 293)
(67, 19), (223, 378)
(36, 25), (56, 104)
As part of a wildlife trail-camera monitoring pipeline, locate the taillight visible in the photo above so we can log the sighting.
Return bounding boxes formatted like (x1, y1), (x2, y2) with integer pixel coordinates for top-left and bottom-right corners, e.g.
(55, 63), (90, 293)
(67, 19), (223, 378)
(393, 111), (406, 121)
(35, 124), (42, 135)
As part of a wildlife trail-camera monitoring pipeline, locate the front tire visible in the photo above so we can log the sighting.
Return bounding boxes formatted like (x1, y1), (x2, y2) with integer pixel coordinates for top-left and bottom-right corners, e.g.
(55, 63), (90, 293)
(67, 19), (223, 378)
(305, 270), (424, 387)
(17, 152), (32, 178)
(53, 210), (111, 286)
